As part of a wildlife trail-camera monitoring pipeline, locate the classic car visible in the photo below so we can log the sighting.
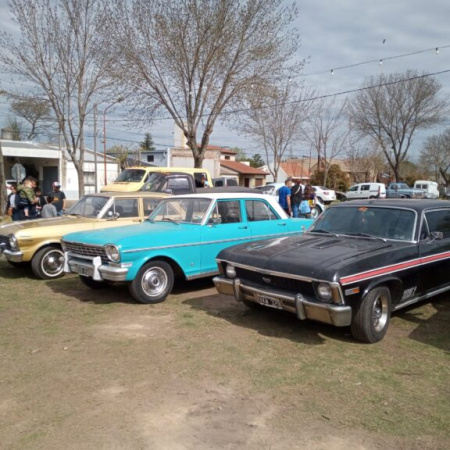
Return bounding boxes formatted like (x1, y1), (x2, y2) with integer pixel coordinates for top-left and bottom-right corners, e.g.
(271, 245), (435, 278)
(0, 192), (166, 279)
(62, 193), (313, 304)
(213, 199), (450, 343)
(386, 182), (425, 199)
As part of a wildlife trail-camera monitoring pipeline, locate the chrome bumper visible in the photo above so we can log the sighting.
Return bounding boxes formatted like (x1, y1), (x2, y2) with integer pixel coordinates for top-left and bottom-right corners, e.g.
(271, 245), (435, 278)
(64, 253), (129, 282)
(3, 250), (24, 262)
(213, 276), (352, 327)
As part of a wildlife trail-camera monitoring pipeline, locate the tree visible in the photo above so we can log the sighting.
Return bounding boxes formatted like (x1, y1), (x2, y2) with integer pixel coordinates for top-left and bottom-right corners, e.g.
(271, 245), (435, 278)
(108, 144), (130, 170)
(301, 96), (350, 187)
(0, 0), (115, 196)
(10, 97), (52, 140)
(140, 133), (155, 152)
(420, 128), (450, 185)
(247, 153), (265, 168)
(234, 83), (313, 181)
(107, 0), (302, 168)
(348, 70), (447, 182)
(310, 164), (349, 191)
(4, 117), (24, 141)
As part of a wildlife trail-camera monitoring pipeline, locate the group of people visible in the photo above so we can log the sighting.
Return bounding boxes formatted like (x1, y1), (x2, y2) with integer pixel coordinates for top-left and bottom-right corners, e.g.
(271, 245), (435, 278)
(5, 178), (66, 221)
(278, 178), (316, 218)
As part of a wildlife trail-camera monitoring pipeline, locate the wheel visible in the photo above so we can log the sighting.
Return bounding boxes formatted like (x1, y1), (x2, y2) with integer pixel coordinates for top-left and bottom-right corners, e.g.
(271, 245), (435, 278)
(310, 206), (322, 220)
(129, 260), (174, 304)
(369, 196), (376, 199)
(31, 245), (65, 279)
(79, 275), (112, 289)
(317, 197), (324, 204)
(351, 286), (391, 343)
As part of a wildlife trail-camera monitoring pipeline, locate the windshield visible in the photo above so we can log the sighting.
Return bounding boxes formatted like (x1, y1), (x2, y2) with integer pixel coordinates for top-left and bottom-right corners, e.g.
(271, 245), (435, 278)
(310, 206), (416, 241)
(140, 172), (191, 194)
(115, 169), (147, 182)
(149, 198), (212, 224)
(66, 196), (109, 218)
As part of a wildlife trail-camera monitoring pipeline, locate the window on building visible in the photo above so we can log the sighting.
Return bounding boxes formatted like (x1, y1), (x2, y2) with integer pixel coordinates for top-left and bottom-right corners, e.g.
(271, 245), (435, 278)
(84, 172), (95, 186)
(147, 155), (154, 162)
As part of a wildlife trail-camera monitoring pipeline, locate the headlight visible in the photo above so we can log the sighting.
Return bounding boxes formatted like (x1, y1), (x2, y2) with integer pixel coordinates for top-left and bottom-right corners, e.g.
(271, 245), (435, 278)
(225, 264), (236, 279)
(9, 234), (18, 251)
(105, 244), (120, 262)
(316, 282), (333, 302)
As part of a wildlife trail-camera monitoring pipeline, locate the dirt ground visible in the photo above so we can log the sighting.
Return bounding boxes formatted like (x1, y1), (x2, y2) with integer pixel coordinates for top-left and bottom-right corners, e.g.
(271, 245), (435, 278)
(1, 257), (449, 450)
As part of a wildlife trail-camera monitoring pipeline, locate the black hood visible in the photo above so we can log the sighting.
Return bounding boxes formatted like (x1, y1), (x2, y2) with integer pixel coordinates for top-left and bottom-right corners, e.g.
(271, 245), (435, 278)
(218, 233), (393, 281)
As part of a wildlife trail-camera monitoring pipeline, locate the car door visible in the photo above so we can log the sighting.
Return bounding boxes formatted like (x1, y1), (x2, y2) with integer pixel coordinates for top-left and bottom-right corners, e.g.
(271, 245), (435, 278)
(346, 185), (360, 200)
(244, 199), (294, 237)
(418, 208), (450, 293)
(200, 199), (251, 274)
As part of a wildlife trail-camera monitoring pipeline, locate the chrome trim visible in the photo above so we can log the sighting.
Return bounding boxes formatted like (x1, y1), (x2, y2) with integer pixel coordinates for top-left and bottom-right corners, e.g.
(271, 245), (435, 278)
(214, 276), (352, 327)
(394, 284), (450, 311)
(3, 250), (24, 262)
(123, 231), (301, 255)
(186, 270), (218, 280)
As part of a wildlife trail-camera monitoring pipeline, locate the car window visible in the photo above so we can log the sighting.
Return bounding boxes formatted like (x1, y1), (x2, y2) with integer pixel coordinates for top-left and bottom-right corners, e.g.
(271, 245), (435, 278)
(245, 200), (278, 221)
(115, 169), (147, 182)
(424, 210), (450, 238)
(67, 196), (109, 218)
(216, 200), (242, 224)
(311, 206), (416, 241)
(113, 198), (138, 218)
(348, 186), (358, 192)
(361, 185), (370, 191)
(150, 198), (211, 223)
(143, 198), (161, 216)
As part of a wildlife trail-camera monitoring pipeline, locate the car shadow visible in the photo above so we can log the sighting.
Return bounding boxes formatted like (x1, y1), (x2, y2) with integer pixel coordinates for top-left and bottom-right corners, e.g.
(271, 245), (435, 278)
(183, 292), (356, 346)
(394, 295), (450, 353)
(0, 259), (34, 279)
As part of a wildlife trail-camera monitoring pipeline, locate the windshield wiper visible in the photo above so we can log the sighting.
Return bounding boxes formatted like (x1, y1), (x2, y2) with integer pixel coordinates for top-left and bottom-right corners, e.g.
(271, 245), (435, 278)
(161, 218), (179, 224)
(343, 232), (386, 242)
(310, 229), (338, 236)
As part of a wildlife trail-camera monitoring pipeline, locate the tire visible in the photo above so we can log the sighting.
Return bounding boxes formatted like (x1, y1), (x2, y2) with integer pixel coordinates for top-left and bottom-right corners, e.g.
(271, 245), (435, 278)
(31, 245), (65, 279)
(129, 260), (174, 304)
(79, 275), (112, 289)
(369, 196), (376, 199)
(351, 286), (391, 343)
(310, 206), (322, 220)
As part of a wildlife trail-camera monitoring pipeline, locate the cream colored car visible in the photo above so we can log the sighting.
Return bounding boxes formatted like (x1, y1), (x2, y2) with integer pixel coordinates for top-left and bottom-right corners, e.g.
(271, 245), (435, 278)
(0, 192), (167, 279)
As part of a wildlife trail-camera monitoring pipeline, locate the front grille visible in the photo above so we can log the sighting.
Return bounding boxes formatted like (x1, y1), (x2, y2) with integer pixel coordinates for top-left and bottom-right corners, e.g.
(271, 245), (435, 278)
(0, 235), (11, 252)
(64, 241), (108, 263)
(235, 267), (314, 296)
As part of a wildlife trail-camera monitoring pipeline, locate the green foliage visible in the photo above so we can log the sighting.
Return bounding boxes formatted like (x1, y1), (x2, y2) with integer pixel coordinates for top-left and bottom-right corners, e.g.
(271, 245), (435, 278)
(311, 164), (350, 191)
(247, 153), (265, 168)
(140, 132), (155, 152)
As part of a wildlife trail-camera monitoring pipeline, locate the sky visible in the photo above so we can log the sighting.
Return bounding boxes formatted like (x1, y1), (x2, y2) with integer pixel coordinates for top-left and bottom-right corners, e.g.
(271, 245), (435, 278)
(0, 0), (449, 161)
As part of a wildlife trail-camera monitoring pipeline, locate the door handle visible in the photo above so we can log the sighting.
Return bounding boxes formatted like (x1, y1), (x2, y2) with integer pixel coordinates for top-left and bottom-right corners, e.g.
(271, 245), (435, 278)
(239, 226), (248, 229)
(278, 222), (287, 226)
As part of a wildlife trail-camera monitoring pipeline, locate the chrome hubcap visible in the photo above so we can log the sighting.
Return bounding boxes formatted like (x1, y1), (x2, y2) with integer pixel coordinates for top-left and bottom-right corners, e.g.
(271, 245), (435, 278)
(43, 251), (64, 276)
(141, 267), (168, 297)
(373, 295), (388, 332)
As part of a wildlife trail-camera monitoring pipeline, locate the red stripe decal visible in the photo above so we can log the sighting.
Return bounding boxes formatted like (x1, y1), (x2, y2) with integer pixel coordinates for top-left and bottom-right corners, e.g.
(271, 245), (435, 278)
(340, 251), (450, 285)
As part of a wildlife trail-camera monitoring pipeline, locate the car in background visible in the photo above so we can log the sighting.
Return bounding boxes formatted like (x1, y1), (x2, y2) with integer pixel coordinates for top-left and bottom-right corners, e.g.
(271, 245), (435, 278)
(0, 191), (167, 279)
(312, 186), (336, 204)
(213, 199), (450, 343)
(386, 182), (425, 199)
(255, 183), (325, 219)
(414, 180), (439, 199)
(63, 193), (313, 304)
(345, 182), (386, 200)
(5, 179), (16, 195)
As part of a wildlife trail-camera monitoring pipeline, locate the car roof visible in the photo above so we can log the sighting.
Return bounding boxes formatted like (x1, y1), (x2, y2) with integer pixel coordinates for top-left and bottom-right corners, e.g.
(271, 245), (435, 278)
(332, 199), (450, 213)
(83, 191), (168, 199)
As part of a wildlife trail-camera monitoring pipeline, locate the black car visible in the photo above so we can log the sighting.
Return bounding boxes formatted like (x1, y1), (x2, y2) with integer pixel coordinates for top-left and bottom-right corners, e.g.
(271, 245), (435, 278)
(213, 199), (450, 343)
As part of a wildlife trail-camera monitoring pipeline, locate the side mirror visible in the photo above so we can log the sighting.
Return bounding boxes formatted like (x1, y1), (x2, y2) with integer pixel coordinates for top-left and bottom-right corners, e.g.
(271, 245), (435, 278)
(163, 189), (173, 195)
(208, 217), (222, 225)
(431, 231), (444, 240)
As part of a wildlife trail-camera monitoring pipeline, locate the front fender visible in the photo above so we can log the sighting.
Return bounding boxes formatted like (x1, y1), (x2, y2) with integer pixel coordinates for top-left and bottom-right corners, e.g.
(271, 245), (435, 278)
(360, 276), (404, 305)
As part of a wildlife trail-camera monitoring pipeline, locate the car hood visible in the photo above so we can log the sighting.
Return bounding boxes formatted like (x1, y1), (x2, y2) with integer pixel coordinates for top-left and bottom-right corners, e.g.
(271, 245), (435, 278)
(63, 220), (199, 251)
(218, 233), (394, 281)
(100, 182), (142, 192)
(0, 215), (96, 236)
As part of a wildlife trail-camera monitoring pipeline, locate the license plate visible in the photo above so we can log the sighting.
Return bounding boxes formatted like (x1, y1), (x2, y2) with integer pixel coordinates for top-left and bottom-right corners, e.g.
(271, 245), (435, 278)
(77, 266), (90, 276)
(259, 295), (282, 309)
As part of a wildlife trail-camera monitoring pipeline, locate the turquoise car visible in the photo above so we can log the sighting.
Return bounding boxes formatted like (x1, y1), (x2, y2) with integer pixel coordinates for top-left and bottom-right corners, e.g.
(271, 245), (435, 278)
(62, 193), (313, 304)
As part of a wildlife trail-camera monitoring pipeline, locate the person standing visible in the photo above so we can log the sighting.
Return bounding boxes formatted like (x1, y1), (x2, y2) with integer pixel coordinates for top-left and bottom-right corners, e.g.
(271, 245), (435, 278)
(291, 179), (303, 218)
(33, 187), (47, 218)
(49, 182), (66, 216)
(6, 182), (21, 221)
(16, 176), (38, 219)
(41, 195), (58, 218)
(278, 178), (292, 216)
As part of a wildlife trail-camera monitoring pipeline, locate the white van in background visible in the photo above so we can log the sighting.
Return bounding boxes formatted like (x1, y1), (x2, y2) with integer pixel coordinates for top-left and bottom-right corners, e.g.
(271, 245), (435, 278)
(345, 182), (386, 200)
(413, 180), (439, 199)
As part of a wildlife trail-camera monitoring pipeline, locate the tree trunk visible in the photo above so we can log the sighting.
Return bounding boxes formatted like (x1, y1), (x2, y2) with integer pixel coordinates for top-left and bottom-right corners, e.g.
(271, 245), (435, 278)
(0, 141), (7, 219)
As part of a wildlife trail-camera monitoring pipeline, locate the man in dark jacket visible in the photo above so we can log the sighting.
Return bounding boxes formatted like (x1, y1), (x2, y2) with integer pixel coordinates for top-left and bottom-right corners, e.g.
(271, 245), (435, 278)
(291, 179), (303, 218)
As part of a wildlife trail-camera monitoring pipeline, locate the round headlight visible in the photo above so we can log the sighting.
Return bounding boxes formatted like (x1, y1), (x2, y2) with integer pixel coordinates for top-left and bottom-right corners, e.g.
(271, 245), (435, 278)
(105, 244), (120, 262)
(9, 234), (18, 251)
(225, 264), (236, 279)
(317, 283), (332, 302)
